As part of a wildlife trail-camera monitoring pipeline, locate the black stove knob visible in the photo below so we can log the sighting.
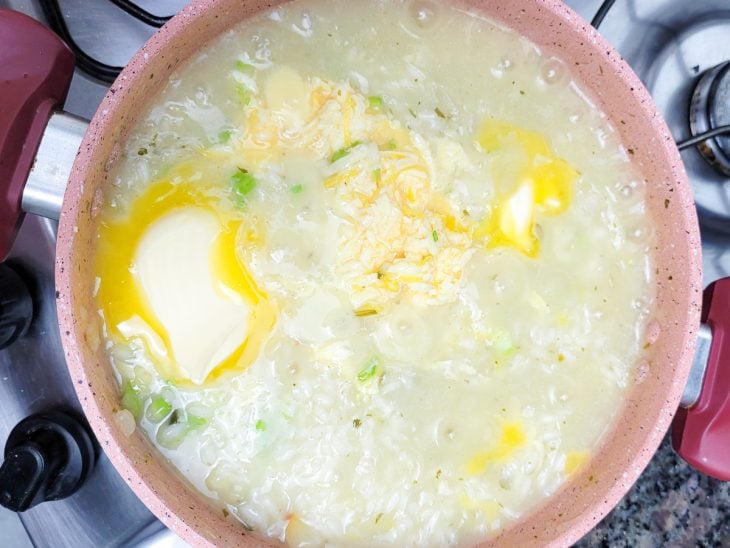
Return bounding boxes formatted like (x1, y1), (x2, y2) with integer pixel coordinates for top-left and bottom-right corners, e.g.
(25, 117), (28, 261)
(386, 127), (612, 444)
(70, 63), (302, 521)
(0, 411), (96, 512)
(0, 264), (33, 349)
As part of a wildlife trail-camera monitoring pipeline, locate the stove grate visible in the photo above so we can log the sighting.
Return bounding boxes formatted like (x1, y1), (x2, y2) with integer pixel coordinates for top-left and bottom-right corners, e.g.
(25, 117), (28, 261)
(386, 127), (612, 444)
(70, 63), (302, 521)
(39, 0), (173, 84)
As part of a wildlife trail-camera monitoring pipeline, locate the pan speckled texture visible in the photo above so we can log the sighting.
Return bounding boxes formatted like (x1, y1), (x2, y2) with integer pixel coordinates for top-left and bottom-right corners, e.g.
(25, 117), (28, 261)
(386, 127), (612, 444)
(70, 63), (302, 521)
(54, 0), (703, 546)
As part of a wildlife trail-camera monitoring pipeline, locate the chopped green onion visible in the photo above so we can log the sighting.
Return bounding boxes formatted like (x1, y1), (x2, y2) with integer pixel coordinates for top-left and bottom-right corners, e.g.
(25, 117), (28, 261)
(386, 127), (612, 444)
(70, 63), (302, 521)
(235, 60), (255, 73)
(232, 168), (257, 199)
(331, 148), (349, 163)
(218, 130), (231, 144)
(368, 96), (384, 110)
(432, 230), (439, 242)
(185, 403), (210, 429)
(145, 394), (172, 424)
(330, 141), (362, 163)
(357, 356), (381, 382)
(187, 414), (208, 428)
(290, 184), (304, 194)
(132, 367), (153, 393)
(353, 418), (362, 428)
(121, 381), (143, 420)
(235, 84), (251, 105)
(492, 330), (517, 357)
(156, 421), (189, 450)
(255, 419), (266, 432)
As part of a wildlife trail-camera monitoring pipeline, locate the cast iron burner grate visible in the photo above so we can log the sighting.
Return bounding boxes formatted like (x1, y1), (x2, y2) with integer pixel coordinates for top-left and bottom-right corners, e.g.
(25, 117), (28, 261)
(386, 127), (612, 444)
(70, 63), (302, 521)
(40, 0), (173, 83)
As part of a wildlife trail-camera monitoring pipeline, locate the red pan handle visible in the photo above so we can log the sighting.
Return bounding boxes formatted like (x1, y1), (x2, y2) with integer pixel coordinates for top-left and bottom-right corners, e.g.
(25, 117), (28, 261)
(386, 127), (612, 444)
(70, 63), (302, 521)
(0, 9), (74, 261)
(673, 276), (730, 480)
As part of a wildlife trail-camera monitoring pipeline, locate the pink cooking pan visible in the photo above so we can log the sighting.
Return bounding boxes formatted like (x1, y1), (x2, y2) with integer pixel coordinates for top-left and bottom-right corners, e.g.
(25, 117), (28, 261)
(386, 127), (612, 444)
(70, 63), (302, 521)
(1, 0), (729, 546)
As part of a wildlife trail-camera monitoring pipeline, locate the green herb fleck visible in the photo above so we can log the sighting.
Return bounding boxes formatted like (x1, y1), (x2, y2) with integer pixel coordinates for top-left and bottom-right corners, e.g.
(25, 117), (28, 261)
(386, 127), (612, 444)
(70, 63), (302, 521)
(408, 108), (417, 118)
(255, 419), (266, 432)
(436, 469), (442, 479)
(372, 168), (381, 182)
(235, 60), (255, 73)
(137, 147), (148, 156)
(353, 418), (362, 428)
(357, 356), (381, 382)
(434, 107), (447, 119)
(385, 140), (397, 151)
(354, 308), (377, 317)
(368, 96), (384, 110)
(432, 230), (439, 242)
(375, 512), (384, 524)
(218, 130), (231, 144)
(290, 183), (304, 194)
(222, 509), (230, 518)
(232, 168), (257, 199)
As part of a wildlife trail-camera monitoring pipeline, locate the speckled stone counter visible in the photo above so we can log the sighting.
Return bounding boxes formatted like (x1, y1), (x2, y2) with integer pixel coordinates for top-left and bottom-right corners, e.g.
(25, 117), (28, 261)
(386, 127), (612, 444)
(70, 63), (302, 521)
(575, 432), (730, 547)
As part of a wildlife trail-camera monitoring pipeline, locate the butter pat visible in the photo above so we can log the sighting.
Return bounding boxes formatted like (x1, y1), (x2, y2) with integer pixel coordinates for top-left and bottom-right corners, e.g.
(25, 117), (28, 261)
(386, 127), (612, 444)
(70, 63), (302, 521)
(264, 66), (311, 126)
(133, 207), (252, 384)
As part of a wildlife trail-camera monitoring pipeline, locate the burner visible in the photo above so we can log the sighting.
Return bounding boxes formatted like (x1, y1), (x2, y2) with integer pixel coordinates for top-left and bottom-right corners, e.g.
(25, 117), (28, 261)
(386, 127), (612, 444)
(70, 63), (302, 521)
(625, 3), (730, 233)
(690, 61), (730, 176)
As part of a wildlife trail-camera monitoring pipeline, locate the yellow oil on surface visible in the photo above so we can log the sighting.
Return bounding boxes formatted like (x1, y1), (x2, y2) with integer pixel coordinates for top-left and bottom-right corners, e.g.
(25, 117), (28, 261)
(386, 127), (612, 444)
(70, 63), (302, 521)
(466, 422), (527, 475)
(564, 451), (589, 475)
(458, 494), (503, 522)
(95, 177), (275, 385)
(475, 120), (578, 256)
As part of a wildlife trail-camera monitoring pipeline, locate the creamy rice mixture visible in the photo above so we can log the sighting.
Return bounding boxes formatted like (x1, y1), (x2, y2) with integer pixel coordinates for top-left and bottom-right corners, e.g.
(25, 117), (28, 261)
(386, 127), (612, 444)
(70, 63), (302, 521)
(93, 1), (655, 545)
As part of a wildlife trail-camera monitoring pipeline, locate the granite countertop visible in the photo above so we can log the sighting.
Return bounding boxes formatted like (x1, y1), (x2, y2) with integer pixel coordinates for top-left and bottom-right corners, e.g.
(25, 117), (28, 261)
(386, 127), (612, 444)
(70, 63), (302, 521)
(576, 433), (730, 547)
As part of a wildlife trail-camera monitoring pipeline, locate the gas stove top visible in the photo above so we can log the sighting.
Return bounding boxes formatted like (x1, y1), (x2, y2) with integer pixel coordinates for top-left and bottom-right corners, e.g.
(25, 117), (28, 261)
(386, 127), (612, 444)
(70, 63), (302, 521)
(0, 1), (728, 547)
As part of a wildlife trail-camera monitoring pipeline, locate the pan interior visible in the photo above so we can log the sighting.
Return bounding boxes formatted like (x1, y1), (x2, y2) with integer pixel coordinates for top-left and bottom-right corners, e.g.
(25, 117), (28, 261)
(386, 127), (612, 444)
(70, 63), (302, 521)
(55, 1), (696, 548)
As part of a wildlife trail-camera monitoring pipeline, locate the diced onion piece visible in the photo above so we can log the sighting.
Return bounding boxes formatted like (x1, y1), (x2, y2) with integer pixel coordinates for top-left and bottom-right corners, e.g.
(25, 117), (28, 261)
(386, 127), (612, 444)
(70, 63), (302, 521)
(114, 409), (136, 437)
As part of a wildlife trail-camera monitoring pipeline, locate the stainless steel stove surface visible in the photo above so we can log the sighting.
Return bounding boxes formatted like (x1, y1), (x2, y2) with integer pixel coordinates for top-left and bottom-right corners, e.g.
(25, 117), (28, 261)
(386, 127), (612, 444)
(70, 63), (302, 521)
(0, 1), (728, 547)
(0, 4), (189, 548)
